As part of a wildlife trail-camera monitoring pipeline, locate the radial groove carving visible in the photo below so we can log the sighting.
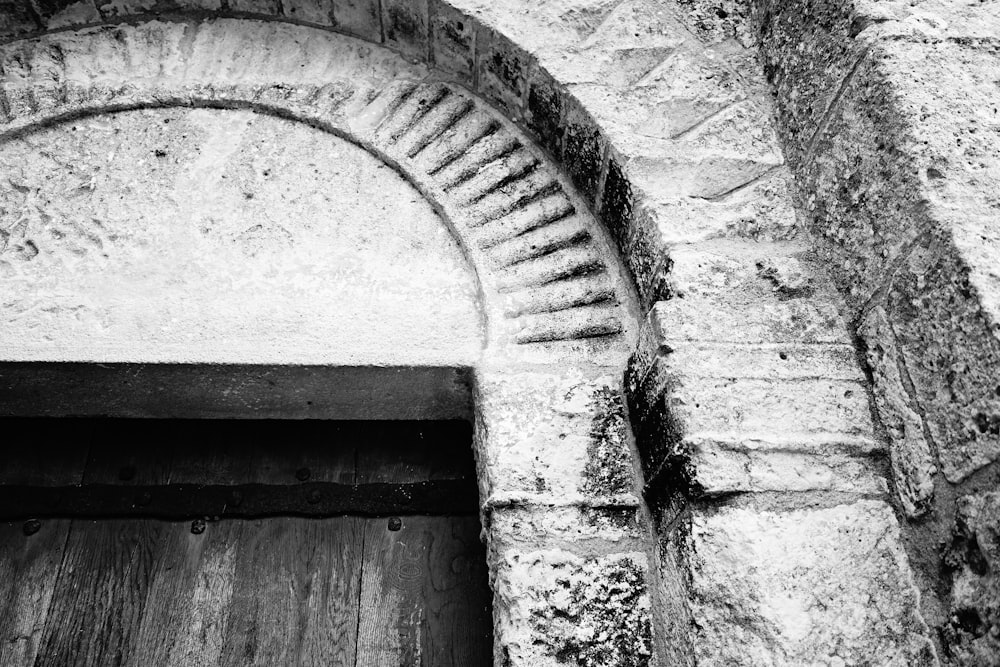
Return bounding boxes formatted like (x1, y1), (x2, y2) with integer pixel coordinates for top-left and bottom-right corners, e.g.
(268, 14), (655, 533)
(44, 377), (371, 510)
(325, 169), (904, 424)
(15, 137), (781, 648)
(0, 21), (630, 347)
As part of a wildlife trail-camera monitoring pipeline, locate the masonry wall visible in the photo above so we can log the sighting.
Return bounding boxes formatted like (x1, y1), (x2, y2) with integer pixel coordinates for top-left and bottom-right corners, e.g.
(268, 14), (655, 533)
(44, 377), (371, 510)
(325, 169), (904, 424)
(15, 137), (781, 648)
(1, 0), (996, 665)
(749, 0), (1000, 662)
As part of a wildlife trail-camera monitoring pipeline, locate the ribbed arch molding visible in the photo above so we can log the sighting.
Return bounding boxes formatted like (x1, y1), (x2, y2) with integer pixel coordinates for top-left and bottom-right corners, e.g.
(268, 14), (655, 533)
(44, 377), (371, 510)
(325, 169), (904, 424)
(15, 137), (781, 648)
(0, 18), (638, 360)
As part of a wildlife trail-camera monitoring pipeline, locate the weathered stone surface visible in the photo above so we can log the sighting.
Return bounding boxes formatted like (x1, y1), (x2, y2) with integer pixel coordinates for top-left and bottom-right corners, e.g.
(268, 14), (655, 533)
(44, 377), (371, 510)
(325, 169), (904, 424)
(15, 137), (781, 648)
(684, 500), (936, 665)
(382, 0), (428, 61)
(492, 549), (652, 667)
(428, 0), (475, 82)
(475, 367), (640, 507)
(944, 492), (1000, 665)
(860, 305), (937, 517)
(656, 241), (854, 345)
(488, 505), (644, 546)
(0, 107), (483, 365)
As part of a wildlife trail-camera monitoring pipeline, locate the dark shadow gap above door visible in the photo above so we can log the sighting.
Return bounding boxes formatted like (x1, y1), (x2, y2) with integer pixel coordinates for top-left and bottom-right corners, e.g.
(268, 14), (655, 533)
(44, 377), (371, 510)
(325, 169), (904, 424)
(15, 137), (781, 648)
(0, 418), (479, 519)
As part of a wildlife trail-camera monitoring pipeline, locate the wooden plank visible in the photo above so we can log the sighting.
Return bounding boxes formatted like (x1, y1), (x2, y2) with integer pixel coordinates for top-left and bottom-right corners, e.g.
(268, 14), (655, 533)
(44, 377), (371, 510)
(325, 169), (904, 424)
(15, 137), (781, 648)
(355, 421), (475, 484)
(0, 418), (95, 486)
(356, 515), (492, 667)
(83, 420), (175, 485)
(218, 518), (365, 666)
(34, 519), (165, 667)
(127, 521), (241, 667)
(0, 520), (72, 667)
(247, 421), (358, 485)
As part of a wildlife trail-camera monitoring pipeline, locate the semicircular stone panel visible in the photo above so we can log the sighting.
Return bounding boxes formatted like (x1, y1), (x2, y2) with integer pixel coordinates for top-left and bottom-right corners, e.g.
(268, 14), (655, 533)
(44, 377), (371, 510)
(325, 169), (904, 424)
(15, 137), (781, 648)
(0, 18), (638, 361)
(0, 105), (484, 365)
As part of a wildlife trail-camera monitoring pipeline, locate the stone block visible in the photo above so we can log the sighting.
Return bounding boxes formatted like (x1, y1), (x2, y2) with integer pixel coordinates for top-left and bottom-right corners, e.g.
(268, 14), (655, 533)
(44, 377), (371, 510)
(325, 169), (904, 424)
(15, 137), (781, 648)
(280, 0), (335, 26)
(475, 367), (640, 507)
(943, 491), (1000, 664)
(753, 0), (864, 162)
(488, 505), (644, 547)
(629, 350), (884, 494)
(683, 500), (936, 665)
(382, 0), (427, 62)
(0, 2), (40, 40)
(653, 241), (854, 345)
(475, 26), (529, 120)
(33, 0), (100, 27)
(428, 0), (475, 83)
(885, 236), (1000, 484)
(860, 305), (937, 517)
(525, 68), (563, 158)
(492, 548), (653, 667)
(332, 0), (380, 42)
(561, 95), (606, 203)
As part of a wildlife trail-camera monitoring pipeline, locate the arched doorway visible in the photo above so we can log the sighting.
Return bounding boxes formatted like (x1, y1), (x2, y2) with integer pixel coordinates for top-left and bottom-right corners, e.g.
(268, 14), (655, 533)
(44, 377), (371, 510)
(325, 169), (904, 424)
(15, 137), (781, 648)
(0, 13), (652, 667)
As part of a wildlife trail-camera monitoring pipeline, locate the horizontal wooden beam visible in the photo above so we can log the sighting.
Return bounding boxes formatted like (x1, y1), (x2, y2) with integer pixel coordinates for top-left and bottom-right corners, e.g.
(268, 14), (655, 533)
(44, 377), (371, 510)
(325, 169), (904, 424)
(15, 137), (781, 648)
(0, 480), (480, 519)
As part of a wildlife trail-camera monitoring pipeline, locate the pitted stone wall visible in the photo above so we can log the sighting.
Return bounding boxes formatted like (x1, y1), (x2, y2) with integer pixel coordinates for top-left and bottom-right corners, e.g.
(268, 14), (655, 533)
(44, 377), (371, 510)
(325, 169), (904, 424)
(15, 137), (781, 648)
(0, 1), (961, 665)
(750, 0), (1000, 661)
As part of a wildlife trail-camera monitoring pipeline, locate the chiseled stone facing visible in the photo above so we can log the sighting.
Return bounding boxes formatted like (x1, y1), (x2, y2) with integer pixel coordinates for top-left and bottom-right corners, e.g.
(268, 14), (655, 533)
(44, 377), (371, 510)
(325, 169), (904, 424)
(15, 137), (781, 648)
(943, 492), (1000, 664)
(684, 500), (937, 666)
(860, 305), (936, 517)
(627, 240), (886, 496)
(492, 549), (653, 667)
(475, 367), (640, 508)
(756, 0), (1000, 488)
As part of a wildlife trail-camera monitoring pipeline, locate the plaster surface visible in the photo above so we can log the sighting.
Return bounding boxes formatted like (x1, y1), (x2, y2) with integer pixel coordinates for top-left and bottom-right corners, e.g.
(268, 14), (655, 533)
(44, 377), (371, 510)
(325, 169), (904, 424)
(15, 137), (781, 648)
(0, 106), (484, 365)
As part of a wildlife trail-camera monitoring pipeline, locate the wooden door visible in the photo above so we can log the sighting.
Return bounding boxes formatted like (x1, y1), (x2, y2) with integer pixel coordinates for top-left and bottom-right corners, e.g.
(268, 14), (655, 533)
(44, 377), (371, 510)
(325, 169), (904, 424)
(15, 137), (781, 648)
(0, 419), (493, 666)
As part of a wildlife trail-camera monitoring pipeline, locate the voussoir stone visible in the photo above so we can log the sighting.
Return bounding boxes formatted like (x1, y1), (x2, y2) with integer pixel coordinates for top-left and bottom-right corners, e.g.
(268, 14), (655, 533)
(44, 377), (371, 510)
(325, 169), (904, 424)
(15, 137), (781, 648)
(491, 549), (653, 667)
(684, 500), (937, 666)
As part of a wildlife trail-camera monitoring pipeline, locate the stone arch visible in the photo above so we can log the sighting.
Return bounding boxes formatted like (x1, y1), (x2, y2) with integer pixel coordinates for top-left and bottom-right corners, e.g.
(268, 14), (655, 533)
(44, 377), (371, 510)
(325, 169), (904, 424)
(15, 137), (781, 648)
(0, 13), (655, 666)
(0, 19), (638, 360)
(0, 2), (943, 665)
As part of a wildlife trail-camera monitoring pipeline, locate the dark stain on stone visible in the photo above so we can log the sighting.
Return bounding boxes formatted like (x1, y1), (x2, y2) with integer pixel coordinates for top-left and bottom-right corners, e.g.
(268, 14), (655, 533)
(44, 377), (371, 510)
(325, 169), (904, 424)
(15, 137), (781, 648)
(600, 158), (634, 253)
(564, 121), (604, 202)
(385, 3), (426, 45)
(974, 413), (1000, 437)
(527, 78), (563, 157)
(0, 2), (42, 40)
(581, 387), (633, 498)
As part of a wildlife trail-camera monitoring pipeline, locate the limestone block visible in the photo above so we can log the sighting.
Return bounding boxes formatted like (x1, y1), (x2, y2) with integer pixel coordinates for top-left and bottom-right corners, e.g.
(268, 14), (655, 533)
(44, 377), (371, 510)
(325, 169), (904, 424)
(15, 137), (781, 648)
(280, 0), (335, 25)
(943, 492), (1000, 664)
(492, 549), (653, 667)
(683, 500), (937, 665)
(0, 2), (39, 40)
(475, 367), (640, 507)
(428, 0), (475, 83)
(860, 305), (937, 517)
(628, 343), (885, 495)
(561, 94), (606, 201)
(488, 505), (644, 547)
(34, 0), (101, 27)
(332, 0), (381, 42)
(475, 25), (530, 120)
(655, 241), (854, 345)
(382, 0), (428, 62)
(752, 0), (865, 162)
(885, 237), (1000, 484)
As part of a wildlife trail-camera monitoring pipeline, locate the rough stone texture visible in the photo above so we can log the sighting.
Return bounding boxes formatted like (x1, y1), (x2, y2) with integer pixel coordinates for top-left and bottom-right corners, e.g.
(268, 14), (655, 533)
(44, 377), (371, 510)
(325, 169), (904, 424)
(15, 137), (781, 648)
(491, 549), (653, 667)
(0, 2), (951, 664)
(626, 240), (888, 497)
(944, 492), (1000, 666)
(679, 500), (937, 665)
(475, 366), (641, 508)
(753, 1), (1000, 659)
(0, 107), (483, 365)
